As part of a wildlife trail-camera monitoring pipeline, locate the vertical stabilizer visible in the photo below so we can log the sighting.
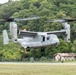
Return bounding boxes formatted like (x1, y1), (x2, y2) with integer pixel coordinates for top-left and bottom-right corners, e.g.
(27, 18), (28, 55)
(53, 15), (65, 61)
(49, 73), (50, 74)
(3, 30), (9, 45)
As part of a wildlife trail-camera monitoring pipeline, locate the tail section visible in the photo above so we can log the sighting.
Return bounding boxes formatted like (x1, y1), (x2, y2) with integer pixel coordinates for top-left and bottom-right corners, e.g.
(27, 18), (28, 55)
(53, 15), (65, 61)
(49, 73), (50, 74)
(3, 30), (9, 45)
(3, 22), (17, 45)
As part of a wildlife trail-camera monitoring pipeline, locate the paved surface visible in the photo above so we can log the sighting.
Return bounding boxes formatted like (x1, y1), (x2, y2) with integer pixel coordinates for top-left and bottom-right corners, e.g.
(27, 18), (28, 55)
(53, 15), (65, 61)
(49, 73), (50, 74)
(0, 62), (76, 65)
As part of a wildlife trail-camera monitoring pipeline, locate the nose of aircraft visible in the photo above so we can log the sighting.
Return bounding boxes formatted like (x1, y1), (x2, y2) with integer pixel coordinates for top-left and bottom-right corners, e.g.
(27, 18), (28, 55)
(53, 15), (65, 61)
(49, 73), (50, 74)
(50, 34), (60, 44)
(52, 38), (59, 44)
(56, 38), (60, 44)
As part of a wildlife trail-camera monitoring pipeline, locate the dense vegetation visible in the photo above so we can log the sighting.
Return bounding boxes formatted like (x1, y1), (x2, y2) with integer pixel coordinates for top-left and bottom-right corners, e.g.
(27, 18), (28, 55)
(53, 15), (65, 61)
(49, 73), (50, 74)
(0, 0), (76, 61)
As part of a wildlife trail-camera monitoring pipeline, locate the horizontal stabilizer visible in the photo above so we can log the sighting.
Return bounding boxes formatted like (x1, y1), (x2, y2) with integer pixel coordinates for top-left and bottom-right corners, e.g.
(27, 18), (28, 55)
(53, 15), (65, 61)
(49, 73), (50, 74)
(3, 30), (9, 45)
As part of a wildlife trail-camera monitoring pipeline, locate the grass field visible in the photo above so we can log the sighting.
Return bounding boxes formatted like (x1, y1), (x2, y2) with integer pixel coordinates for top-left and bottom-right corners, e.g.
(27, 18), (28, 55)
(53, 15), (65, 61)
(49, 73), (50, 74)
(0, 63), (76, 75)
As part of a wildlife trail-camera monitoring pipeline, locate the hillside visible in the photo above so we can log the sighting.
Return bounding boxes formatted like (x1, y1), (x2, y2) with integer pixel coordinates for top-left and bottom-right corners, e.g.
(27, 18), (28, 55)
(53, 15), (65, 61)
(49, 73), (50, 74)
(0, 0), (76, 61)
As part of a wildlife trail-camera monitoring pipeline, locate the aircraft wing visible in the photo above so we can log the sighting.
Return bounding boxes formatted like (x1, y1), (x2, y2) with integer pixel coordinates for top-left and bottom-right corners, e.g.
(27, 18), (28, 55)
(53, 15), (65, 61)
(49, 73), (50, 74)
(18, 30), (66, 36)
(47, 30), (66, 35)
(18, 30), (37, 36)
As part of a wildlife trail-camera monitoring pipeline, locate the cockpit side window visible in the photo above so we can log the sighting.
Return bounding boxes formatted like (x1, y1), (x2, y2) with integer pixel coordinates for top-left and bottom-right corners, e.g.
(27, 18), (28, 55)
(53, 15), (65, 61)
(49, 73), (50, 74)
(42, 36), (45, 42)
(43, 36), (45, 41)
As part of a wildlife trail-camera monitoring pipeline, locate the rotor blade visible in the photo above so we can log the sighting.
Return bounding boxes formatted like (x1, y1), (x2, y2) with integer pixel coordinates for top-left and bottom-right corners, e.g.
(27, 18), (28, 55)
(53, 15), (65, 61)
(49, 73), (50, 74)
(14, 16), (40, 21)
(45, 18), (76, 23)
(45, 19), (65, 23)
(0, 16), (40, 22)
(0, 18), (14, 22)
(66, 19), (76, 22)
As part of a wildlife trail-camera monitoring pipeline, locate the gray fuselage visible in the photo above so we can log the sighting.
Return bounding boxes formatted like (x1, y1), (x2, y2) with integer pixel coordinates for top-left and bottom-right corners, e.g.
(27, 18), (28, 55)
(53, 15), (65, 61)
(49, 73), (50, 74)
(17, 32), (59, 48)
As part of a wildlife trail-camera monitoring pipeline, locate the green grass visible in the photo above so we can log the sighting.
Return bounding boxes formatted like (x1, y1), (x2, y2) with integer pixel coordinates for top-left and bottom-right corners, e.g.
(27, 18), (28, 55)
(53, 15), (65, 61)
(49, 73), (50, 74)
(0, 63), (76, 75)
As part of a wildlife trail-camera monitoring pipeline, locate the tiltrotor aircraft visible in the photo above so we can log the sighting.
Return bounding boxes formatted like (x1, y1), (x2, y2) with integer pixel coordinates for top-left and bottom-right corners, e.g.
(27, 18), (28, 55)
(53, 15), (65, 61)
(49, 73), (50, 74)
(2, 17), (75, 50)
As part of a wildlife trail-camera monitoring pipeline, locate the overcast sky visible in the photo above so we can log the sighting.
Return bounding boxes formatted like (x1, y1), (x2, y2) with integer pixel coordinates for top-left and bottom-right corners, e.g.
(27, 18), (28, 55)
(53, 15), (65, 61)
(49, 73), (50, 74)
(0, 0), (8, 4)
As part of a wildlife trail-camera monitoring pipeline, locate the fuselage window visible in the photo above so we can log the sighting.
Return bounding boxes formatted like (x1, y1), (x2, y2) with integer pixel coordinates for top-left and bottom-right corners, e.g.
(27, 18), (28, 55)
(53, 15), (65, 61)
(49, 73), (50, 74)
(42, 36), (45, 41)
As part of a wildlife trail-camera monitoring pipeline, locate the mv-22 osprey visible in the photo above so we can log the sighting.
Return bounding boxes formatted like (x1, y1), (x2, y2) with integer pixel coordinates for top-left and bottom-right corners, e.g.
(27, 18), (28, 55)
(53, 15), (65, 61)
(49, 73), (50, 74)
(3, 17), (75, 51)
